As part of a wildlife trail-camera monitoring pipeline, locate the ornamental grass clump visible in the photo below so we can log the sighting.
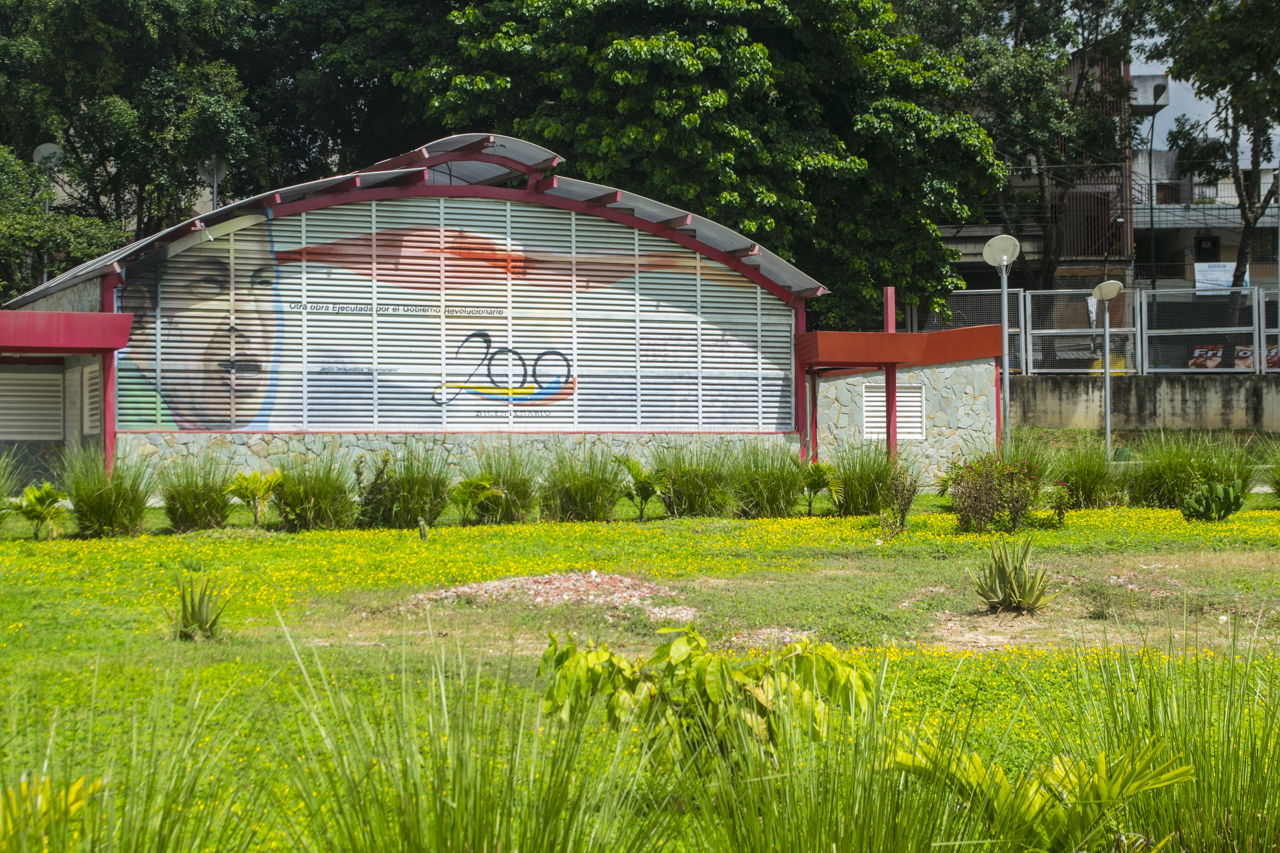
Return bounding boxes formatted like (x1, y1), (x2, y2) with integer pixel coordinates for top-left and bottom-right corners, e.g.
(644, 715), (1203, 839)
(1126, 432), (1255, 509)
(727, 443), (804, 519)
(366, 443), (453, 528)
(1049, 442), (1123, 508)
(59, 444), (153, 537)
(272, 451), (357, 532)
(160, 454), (233, 532)
(651, 443), (734, 518)
(469, 444), (540, 524)
(828, 444), (894, 517)
(541, 445), (626, 522)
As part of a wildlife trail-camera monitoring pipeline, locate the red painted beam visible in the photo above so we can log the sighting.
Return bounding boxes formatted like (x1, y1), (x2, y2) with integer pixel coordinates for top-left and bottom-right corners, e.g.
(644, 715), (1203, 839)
(795, 325), (1002, 369)
(0, 311), (134, 353)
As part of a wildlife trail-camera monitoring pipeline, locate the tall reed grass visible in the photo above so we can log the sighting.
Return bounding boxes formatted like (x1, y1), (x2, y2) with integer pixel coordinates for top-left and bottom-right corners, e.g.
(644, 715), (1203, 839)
(159, 454), (233, 531)
(540, 446), (627, 522)
(59, 444), (153, 537)
(0, 450), (22, 526)
(281, 646), (665, 852)
(1048, 441), (1123, 508)
(829, 444), (894, 516)
(1126, 433), (1256, 508)
(650, 443), (734, 518)
(726, 443), (804, 519)
(273, 451), (358, 531)
(356, 444), (453, 528)
(470, 444), (540, 523)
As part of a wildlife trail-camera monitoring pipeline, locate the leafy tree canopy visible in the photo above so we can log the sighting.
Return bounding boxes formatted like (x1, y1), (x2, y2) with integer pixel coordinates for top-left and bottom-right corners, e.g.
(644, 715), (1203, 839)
(893, 0), (1144, 290)
(395, 0), (1002, 328)
(0, 144), (126, 303)
(1148, 0), (1280, 287)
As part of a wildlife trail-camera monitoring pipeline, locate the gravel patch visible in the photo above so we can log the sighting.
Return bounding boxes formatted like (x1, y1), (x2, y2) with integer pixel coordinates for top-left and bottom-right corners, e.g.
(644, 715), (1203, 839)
(408, 571), (699, 621)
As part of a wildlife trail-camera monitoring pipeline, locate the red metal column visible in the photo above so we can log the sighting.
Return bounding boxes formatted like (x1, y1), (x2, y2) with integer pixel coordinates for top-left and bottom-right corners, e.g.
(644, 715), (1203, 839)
(883, 287), (897, 457)
(794, 304), (808, 459)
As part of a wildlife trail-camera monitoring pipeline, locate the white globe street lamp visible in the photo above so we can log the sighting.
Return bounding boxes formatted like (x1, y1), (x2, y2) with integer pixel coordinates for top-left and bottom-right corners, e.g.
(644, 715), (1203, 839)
(1092, 279), (1125, 459)
(982, 235), (1020, 447)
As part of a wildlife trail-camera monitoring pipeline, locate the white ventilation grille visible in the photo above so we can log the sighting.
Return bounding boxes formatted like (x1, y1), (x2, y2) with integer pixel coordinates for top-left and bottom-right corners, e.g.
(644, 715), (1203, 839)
(82, 363), (103, 434)
(0, 372), (64, 440)
(862, 384), (925, 440)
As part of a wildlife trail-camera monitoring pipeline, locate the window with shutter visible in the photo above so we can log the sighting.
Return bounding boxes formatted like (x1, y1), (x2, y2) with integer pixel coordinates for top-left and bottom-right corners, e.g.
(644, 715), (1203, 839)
(862, 384), (925, 440)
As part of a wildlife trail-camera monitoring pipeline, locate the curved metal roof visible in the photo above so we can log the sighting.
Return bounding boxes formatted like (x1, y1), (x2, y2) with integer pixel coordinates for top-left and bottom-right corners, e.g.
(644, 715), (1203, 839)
(7, 133), (825, 308)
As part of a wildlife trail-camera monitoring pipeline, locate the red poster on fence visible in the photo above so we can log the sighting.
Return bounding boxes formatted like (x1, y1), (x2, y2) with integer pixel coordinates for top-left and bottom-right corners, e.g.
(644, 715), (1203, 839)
(1187, 344), (1224, 369)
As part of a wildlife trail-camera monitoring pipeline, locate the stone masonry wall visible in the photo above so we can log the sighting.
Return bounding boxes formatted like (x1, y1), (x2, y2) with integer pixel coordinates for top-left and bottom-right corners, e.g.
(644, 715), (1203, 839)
(815, 359), (996, 485)
(15, 279), (100, 312)
(117, 430), (800, 476)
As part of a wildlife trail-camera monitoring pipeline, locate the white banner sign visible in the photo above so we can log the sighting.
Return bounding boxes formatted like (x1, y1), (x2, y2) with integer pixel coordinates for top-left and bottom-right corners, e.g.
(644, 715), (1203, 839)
(1194, 262), (1249, 293)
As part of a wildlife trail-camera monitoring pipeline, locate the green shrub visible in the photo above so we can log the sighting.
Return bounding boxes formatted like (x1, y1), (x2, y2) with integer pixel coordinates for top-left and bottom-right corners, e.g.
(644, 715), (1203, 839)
(1049, 443), (1122, 508)
(469, 445), (540, 524)
(272, 451), (357, 532)
(541, 446), (626, 522)
(972, 538), (1059, 613)
(226, 469), (281, 527)
(829, 444), (895, 517)
(60, 444), (153, 538)
(160, 454), (233, 532)
(1126, 432), (1256, 508)
(651, 444), (734, 518)
(947, 451), (1044, 533)
(165, 573), (229, 641)
(17, 482), (69, 540)
(879, 456), (923, 538)
(726, 443), (803, 519)
(1180, 482), (1245, 522)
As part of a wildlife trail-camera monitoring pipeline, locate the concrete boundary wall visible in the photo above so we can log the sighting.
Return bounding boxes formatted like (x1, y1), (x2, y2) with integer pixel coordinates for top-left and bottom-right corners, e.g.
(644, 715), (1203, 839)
(1010, 374), (1280, 431)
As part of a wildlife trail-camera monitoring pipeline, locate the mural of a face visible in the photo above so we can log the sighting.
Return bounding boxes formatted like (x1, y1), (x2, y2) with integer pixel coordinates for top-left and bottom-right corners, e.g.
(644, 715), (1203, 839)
(121, 230), (278, 429)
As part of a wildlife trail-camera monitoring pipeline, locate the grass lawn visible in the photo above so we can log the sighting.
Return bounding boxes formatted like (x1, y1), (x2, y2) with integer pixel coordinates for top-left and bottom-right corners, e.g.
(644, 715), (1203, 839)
(3, 495), (1280, 850)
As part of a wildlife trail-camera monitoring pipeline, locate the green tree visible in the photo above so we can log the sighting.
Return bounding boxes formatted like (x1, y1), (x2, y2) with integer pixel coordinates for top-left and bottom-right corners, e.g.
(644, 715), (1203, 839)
(0, 145), (125, 302)
(0, 0), (259, 240)
(1150, 0), (1280, 288)
(396, 0), (1001, 328)
(893, 0), (1146, 290)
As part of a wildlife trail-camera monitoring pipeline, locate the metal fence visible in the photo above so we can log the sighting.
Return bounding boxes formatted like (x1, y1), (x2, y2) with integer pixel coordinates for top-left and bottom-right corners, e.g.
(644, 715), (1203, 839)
(930, 286), (1280, 375)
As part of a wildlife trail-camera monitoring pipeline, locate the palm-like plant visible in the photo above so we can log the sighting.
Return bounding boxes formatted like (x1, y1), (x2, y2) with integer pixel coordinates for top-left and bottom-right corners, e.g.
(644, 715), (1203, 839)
(614, 455), (663, 522)
(892, 738), (1193, 852)
(18, 482), (69, 540)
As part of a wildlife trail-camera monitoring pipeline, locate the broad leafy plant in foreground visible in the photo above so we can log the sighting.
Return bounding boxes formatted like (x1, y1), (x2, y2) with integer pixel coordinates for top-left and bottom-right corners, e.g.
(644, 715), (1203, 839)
(540, 627), (873, 754)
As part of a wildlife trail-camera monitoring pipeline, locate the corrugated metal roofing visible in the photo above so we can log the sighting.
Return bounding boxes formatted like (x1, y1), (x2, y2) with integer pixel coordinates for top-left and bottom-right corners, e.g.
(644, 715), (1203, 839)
(6, 133), (825, 308)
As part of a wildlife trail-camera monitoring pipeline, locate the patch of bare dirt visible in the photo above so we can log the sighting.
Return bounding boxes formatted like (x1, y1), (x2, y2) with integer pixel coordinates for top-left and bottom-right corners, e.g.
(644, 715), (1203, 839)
(898, 586), (949, 609)
(407, 571), (699, 622)
(722, 626), (816, 651)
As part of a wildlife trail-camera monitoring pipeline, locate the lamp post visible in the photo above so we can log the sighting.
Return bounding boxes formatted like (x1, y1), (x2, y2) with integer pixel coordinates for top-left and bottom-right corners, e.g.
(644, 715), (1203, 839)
(983, 235), (1021, 447)
(1093, 279), (1125, 459)
(31, 143), (63, 283)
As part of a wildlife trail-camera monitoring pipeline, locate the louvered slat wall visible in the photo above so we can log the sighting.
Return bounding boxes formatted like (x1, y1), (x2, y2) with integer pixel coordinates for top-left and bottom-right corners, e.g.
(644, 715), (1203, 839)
(0, 373), (63, 440)
(118, 198), (794, 432)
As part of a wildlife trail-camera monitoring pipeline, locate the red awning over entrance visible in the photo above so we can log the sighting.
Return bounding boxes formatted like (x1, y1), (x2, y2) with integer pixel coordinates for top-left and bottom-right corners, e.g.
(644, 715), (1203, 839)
(795, 324), (1002, 369)
(0, 311), (133, 354)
